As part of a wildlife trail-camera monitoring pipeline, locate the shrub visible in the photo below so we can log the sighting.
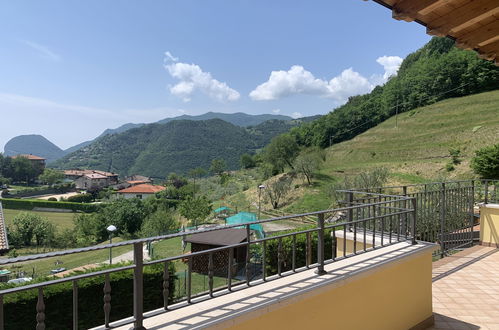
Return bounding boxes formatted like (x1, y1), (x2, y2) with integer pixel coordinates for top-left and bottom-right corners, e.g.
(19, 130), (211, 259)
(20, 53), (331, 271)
(264, 227), (333, 275)
(1, 198), (98, 213)
(2, 263), (176, 329)
(67, 193), (94, 203)
(445, 163), (455, 172)
(47, 197), (57, 201)
(471, 144), (499, 179)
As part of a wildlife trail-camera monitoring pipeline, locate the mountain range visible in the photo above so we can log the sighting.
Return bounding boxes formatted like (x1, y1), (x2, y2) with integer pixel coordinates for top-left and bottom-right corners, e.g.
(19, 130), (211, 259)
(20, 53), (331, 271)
(51, 117), (316, 177)
(3, 112), (317, 176)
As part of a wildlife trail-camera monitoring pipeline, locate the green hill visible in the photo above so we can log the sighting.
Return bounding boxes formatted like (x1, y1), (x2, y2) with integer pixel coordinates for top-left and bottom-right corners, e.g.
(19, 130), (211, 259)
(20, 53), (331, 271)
(324, 90), (499, 180)
(3, 134), (66, 163)
(52, 118), (307, 177)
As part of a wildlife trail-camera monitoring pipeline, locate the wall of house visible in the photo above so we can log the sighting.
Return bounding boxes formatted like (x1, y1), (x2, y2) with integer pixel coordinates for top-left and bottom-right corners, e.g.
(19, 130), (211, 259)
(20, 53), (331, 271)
(335, 236), (374, 256)
(121, 193), (154, 199)
(480, 203), (499, 247)
(224, 249), (434, 330)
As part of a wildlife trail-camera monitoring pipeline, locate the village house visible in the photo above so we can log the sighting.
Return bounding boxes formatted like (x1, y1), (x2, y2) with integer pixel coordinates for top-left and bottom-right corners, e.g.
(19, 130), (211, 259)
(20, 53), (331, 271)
(117, 183), (165, 199)
(12, 154), (46, 173)
(64, 169), (119, 190)
(125, 174), (152, 186)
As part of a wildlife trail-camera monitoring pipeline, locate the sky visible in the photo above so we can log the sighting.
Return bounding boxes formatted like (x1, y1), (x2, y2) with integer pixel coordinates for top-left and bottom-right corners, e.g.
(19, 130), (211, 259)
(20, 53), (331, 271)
(0, 0), (431, 150)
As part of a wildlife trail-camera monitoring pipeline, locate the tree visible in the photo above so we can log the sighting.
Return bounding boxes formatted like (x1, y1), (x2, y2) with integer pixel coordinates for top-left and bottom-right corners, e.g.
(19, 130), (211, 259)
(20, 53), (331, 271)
(38, 168), (64, 185)
(293, 148), (325, 185)
(10, 212), (54, 247)
(471, 144), (499, 179)
(140, 208), (179, 237)
(240, 153), (256, 169)
(210, 159), (227, 176)
(11, 157), (37, 183)
(98, 198), (148, 237)
(179, 195), (213, 227)
(262, 134), (299, 173)
(264, 175), (293, 209)
(188, 167), (206, 196)
(168, 173), (188, 189)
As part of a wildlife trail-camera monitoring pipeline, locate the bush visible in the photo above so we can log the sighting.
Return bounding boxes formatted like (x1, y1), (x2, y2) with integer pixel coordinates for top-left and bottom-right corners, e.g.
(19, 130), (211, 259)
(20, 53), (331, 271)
(2, 263), (176, 329)
(67, 193), (94, 203)
(1, 198), (98, 213)
(264, 227), (333, 276)
(445, 163), (455, 172)
(47, 197), (57, 201)
(471, 144), (499, 179)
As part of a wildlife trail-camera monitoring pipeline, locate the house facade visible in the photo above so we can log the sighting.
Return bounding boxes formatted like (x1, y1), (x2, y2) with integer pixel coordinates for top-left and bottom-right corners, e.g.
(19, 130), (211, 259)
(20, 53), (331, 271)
(64, 169), (119, 190)
(117, 183), (165, 199)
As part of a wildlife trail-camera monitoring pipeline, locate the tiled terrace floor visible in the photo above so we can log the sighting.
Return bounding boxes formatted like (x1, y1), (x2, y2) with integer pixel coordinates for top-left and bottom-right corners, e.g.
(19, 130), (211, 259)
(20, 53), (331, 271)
(429, 245), (499, 330)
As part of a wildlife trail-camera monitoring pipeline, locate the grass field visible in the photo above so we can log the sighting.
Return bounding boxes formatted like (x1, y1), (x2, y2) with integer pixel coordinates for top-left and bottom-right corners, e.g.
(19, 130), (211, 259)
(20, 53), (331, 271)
(4, 237), (132, 278)
(2, 208), (76, 230)
(324, 90), (499, 178)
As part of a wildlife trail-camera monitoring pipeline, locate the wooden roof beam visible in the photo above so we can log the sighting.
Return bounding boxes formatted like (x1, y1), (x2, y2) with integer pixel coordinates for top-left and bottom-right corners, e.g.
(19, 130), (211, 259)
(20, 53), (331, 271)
(427, 1), (499, 37)
(392, 0), (445, 22)
(477, 39), (499, 61)
(456, 20), (499, 49)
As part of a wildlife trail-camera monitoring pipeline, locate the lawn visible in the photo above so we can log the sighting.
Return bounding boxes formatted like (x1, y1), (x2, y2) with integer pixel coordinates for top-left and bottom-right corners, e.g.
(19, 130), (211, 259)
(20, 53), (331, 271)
(3, 237), (133, 278)
(2, 208), (76, 231)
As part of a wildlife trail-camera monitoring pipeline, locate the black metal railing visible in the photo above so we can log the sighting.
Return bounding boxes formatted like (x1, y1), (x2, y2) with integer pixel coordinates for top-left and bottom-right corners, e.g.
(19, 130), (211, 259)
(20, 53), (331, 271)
(344, 179), (499, 258)
(0, 191), (415, 329)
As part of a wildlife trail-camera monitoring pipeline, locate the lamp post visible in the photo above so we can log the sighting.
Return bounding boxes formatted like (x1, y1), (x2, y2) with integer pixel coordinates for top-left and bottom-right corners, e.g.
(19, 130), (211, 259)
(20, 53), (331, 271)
(106, 225), (117, 265)
(258, 184), (265, 220)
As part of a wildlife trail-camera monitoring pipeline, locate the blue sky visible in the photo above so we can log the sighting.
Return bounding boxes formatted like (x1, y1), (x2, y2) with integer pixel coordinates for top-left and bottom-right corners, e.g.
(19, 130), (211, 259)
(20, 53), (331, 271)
(0, 0), (430, 150)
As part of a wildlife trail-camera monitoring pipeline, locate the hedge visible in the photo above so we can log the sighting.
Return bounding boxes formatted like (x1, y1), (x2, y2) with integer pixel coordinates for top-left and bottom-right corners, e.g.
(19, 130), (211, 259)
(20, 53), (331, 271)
(264, 229), (334, 276)
(3, 263), (176, 329)
(0, 198), (98, 213)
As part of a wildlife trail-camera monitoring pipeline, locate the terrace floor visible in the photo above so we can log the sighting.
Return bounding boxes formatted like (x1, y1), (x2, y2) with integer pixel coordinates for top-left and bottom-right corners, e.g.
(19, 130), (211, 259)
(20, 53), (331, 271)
(429, 245), (499, 330)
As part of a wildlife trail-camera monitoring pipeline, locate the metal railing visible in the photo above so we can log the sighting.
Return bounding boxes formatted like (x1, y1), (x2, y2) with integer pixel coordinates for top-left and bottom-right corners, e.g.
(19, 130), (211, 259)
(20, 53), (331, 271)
(0, 191), (415, 329)
(344, 179), (499, 258)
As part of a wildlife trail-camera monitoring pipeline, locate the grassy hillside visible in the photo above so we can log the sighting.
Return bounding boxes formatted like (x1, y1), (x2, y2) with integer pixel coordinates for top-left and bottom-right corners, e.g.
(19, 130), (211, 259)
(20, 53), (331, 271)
(221, 91), (499, 216)
(324, 90), (499, 180)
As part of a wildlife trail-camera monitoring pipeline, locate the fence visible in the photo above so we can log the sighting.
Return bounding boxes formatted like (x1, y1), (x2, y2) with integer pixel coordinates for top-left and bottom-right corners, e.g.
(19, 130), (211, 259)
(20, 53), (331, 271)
(0, 191), (415, 329)
(342, 179), (499, 258)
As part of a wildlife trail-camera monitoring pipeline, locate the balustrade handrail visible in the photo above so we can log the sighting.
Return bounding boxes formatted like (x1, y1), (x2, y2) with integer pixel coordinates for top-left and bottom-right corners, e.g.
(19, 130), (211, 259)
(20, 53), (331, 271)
(0, 190), (417, 329)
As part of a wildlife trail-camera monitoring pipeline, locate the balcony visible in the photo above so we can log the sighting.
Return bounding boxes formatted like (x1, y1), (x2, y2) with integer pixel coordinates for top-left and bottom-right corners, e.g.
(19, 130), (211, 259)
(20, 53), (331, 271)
(0, 180), (497, 329)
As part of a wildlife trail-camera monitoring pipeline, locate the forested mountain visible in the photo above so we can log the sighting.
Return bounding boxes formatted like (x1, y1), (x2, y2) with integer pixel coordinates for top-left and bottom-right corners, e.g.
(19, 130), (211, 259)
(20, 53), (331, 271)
(291, 37), (499, 148)
(52, 117), (309, 177)
(3, 135), (66, 163)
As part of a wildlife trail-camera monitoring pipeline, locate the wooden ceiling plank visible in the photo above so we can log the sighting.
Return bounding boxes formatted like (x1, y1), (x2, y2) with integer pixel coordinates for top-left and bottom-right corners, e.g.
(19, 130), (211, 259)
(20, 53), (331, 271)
(392, 0), (444, 22)
(478, 39), (499, 55)
(426, 0), (499, 36)
(457, 20), (499, 48)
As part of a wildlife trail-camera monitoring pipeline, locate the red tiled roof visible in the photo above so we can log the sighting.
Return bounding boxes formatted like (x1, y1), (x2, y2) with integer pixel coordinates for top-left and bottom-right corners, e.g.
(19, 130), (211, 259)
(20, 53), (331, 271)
(12, 154), (45, 160)
(118, 184), (165, 194)
(64, 169), (117, 177)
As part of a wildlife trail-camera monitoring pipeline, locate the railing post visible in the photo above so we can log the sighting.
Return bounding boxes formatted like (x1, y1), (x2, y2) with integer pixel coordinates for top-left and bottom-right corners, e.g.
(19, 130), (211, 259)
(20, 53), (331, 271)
(316, 213), (327, 275)
(132, 242), (145, 330)
(0, 294), (3, 330)
(346, 191), (353, 232)
(440, 183), (446, 258)
(245, 224), (251, 286)
(36, 287), (45, 330)
(411, 198), (417, 245)
(484, 180), (489, 204)
(469, 180), (475, 248)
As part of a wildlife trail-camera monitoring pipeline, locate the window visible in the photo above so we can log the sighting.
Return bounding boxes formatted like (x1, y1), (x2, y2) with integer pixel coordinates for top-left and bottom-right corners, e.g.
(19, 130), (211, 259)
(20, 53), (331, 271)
(136, 194), (142, 199)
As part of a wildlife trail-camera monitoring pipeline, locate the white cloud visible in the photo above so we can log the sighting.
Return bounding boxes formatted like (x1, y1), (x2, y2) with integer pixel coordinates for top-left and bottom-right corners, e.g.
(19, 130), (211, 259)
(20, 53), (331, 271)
(164, 52), (240, 102)
(291, 112), (303, 119)
(20, 40), (61, 61)
(249, 56), (403, 104)
(272, 109), (281, 114)
(376, 56), (403, 82)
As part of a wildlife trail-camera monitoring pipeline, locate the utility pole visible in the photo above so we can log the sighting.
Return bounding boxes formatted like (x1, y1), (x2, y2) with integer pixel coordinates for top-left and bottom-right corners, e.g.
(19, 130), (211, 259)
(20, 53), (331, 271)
(395, 101), (399, 129)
